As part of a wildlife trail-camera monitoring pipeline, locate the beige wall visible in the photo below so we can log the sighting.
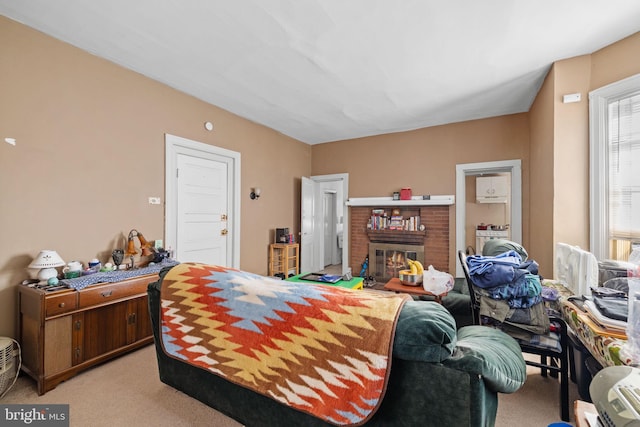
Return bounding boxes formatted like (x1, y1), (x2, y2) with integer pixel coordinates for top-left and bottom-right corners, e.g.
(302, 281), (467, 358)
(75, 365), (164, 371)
(591, 33), (640, 91)
(553, 56), (591, 250)
(528, 66), (556, 276)
(312, 115), (530, 197)
(0, 16), (311, 337)
(312, 114), (531, 273)
(529, 54), (592, 277)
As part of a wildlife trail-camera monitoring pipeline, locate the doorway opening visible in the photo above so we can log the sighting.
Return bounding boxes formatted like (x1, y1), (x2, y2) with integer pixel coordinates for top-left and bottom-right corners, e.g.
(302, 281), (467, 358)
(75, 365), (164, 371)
(323, 191), (341, 269)
(455, 159), (522, 277)
(300, 174), (349, 275)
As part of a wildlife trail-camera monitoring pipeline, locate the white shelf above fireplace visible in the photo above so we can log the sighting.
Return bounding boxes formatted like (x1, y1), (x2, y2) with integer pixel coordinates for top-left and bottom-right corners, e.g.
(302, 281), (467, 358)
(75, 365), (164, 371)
(346, 195), (455, 207)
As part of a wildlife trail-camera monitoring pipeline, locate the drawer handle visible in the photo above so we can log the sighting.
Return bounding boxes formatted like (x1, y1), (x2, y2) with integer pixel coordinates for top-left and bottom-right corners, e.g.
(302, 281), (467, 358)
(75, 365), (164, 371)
(58, 302), (65, 308)
(101, 290), (113, 298)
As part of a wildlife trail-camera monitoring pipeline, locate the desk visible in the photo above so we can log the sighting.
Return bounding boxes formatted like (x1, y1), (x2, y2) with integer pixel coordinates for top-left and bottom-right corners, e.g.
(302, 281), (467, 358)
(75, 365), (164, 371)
(384, 278), (448, 303)
(543, 280), (631, 367)
(286, 273), (364, 290)
(561, 299), (630, 367)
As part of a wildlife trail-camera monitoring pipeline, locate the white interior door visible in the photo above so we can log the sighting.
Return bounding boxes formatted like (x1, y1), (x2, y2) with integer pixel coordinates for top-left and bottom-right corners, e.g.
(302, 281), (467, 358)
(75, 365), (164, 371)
(176, 153), (228, 264)
(165, 134), (241, 268)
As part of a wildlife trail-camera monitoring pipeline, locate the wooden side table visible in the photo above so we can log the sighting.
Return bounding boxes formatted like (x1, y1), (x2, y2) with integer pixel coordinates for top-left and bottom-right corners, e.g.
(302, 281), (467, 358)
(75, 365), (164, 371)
(383, 277), (448, 303)
(268, 243), (299, 277)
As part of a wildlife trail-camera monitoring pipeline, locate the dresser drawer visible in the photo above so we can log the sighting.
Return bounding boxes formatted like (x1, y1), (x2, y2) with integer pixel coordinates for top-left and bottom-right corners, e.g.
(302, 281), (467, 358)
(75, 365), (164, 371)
(78, 276), (150, 308)
(45, 293), (78, 317)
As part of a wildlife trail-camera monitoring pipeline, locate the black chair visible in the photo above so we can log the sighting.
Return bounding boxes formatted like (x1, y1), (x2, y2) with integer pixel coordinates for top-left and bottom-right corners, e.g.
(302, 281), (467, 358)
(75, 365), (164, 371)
(458, 250), (570, 421)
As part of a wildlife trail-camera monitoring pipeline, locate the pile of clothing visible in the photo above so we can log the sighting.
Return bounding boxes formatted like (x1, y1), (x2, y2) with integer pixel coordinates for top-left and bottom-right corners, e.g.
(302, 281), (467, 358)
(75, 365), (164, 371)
(572, 277), (628, 335)
(467, 248), (550, 340)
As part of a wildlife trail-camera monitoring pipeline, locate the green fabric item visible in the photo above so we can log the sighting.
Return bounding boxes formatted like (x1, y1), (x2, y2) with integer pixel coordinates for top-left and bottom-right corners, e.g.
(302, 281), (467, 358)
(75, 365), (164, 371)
(393, 300), (457, 362)
(445, 325), (527, 394)
(377, 359), (498, 427)
(482, 238), (528, 261)
(453, 276), (470, 295)
(418, 277), (473, 328)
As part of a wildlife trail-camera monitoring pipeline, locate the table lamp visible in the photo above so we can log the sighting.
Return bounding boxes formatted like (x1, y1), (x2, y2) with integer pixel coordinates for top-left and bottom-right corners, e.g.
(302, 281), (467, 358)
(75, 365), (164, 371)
(28, 250), (65, 282)
(125, 229), (155, 268)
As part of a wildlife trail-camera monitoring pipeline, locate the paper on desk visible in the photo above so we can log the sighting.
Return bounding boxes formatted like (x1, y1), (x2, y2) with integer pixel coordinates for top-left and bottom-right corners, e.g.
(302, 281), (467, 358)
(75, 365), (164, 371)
(585, 411), (601, 427)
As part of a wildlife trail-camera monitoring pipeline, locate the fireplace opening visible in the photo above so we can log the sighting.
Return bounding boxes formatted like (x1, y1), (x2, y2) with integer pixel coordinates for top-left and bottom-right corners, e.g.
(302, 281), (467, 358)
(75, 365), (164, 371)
(368, 243), (425, 281)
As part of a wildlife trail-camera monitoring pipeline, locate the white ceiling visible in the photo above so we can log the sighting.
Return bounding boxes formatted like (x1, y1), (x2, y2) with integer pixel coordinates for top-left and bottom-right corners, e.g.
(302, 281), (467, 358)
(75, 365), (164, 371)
(2, 1), (640, 144)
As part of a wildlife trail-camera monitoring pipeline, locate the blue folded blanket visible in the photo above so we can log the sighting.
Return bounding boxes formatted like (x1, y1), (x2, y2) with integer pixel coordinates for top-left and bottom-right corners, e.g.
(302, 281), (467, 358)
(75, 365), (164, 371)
(467, 251), (522, 288)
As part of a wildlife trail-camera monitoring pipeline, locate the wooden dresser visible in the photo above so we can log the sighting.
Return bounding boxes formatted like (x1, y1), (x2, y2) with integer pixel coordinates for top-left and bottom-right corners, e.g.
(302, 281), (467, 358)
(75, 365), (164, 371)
(18, 274), (157, 395)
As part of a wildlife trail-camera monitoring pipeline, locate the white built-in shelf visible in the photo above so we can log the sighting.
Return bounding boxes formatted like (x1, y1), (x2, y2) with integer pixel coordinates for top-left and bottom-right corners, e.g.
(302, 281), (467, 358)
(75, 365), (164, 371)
(346, 195), (455, 207)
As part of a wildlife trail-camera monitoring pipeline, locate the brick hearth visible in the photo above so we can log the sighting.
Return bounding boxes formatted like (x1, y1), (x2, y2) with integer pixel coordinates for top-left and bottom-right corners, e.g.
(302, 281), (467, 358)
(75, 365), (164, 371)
(349, 205), (449, 276)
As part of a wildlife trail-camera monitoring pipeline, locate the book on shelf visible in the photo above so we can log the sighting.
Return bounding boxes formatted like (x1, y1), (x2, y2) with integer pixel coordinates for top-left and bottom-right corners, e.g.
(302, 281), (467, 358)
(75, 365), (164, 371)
(368, 214), (422, 231)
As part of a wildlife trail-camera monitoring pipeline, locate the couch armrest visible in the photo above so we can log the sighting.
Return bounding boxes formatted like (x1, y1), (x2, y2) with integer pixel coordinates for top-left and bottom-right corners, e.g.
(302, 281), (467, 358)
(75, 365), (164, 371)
(393, 300), (457, 362)
(147, 265), (175, 292)
(443, 325), (526, 394)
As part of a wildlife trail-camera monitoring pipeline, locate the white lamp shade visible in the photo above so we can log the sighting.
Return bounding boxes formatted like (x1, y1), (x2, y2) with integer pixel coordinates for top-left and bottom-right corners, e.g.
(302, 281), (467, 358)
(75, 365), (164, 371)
(29, 250), (65, 269)
(28, 250), (65, 282)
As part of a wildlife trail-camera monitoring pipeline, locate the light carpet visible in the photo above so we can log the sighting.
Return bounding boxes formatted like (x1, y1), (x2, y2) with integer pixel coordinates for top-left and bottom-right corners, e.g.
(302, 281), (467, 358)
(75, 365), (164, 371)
(2, 345), (580, 426)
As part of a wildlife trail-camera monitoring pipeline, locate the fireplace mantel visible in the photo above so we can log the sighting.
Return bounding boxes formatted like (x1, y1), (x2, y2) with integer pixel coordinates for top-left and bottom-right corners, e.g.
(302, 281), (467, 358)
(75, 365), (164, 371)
(346, 195), (454, 207)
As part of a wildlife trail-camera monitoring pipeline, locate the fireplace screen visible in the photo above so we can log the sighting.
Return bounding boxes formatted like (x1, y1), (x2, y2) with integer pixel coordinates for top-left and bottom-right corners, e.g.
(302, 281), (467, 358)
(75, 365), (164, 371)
(368, 243), (425, 281)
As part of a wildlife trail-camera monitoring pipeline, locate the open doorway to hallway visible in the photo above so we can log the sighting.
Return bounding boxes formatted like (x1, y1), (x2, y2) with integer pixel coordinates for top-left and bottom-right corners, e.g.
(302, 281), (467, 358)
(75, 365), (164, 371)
(455, 160), (522, 277)
(300, 174), (349, 275)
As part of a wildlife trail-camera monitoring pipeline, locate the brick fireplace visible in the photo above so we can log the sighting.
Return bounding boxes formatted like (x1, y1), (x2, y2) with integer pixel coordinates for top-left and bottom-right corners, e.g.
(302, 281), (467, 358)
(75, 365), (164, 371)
(349, 204), (450, 278)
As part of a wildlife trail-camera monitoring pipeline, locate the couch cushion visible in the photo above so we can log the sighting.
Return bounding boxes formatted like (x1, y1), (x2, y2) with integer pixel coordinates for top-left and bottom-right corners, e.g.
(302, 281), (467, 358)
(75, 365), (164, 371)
(444, 325), (526, 394)
(393, 300), (457, 362)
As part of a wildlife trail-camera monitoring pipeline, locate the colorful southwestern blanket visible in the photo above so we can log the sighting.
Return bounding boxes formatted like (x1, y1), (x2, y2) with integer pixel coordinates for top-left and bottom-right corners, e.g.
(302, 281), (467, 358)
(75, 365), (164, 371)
(160, 263), (410, 426)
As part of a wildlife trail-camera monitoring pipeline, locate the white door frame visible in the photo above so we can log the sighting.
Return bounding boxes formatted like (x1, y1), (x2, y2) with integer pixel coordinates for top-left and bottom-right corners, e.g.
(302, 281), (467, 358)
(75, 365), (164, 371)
(310, 173), (349, 274)
(165, 134), (241, 268)
(455, 159), (522, 277)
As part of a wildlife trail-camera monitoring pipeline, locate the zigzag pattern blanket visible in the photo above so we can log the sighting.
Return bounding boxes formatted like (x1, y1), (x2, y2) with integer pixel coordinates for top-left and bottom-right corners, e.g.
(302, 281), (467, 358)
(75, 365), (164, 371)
(160, 263), (410, 426)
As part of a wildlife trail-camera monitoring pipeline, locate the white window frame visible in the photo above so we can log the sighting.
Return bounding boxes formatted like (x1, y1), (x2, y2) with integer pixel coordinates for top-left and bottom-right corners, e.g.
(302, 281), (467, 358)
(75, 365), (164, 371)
(589, 73), (640, 260)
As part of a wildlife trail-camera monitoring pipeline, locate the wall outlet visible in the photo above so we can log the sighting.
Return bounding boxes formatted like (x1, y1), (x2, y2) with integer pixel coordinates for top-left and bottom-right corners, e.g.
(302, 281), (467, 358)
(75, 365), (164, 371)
(148, 197), (161, 205)
(154, 239), (163, 249)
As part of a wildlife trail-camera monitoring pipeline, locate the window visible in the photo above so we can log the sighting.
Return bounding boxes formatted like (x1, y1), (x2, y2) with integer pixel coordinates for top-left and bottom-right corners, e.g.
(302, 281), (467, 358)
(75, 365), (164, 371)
(590, 73), (640, 261)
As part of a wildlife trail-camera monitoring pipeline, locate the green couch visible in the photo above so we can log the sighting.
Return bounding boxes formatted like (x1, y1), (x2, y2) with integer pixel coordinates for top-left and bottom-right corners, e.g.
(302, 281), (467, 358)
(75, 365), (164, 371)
(148, 268), (526, 427)
(418, 277), (474, 328)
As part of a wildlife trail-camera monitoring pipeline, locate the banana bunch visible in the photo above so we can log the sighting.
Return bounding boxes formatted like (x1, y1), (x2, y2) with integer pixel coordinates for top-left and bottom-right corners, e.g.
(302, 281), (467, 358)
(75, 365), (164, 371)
(406, 259), (424, 275)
